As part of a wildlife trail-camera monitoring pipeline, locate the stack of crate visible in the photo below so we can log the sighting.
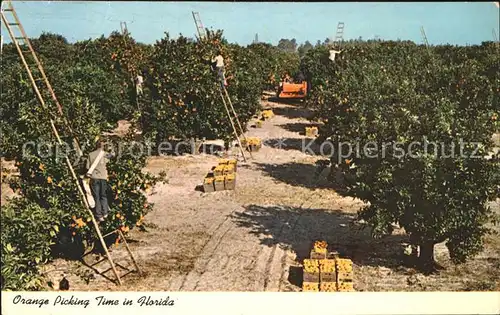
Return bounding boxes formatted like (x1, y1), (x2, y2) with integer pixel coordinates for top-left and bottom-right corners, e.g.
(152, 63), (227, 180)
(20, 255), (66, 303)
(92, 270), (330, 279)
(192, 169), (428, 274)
(203, 159), (237, 193)
(261, 109), (274, 120)
(305, 126), (319, 137)
(302, 241), (355, 292)
(241, 137), (262, 152)
(336, 258), (354, 292)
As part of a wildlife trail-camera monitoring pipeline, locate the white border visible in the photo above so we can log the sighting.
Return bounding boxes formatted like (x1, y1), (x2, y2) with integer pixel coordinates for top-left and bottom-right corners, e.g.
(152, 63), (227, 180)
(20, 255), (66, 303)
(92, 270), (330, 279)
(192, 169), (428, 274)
(2, 291), (500, 315)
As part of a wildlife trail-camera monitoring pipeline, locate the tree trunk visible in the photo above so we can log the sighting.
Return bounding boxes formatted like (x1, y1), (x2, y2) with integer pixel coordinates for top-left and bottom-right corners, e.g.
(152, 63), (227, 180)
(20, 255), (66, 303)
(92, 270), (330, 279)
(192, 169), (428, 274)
(418, 241), (435, 272)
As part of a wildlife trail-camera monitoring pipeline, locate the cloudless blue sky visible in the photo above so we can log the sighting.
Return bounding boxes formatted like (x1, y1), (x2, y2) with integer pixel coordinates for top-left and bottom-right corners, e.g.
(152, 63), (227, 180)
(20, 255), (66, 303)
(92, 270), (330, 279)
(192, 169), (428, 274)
(2, 1), (499, 46)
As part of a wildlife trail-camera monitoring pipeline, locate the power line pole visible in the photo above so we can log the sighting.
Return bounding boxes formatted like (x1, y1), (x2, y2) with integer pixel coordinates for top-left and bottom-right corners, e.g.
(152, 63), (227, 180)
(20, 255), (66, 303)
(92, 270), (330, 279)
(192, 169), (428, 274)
(253, 33), (259, 44)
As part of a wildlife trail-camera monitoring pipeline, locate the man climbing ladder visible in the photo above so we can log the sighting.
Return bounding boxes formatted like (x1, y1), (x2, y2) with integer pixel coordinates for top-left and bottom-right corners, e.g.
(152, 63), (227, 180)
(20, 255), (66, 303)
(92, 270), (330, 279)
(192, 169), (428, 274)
(86, 138), (114, 222)
(212, 50), (227, 88)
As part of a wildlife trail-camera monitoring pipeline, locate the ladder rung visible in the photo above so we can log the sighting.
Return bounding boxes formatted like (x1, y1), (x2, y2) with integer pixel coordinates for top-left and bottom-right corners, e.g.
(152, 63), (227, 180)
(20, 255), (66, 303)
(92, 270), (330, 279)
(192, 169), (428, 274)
(90, 258), (108, 267)
(8, 23), (20, 25)
(15, 37), (26, 41)
(103, 229), (118, 238)
(3, 8), (14, 12)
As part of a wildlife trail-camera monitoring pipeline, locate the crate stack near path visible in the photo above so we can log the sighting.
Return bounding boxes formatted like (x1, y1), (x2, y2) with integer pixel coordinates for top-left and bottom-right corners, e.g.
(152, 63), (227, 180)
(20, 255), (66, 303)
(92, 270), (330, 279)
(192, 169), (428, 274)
(240, 137), (262, 152)
(305, 126), (318, 137)
(203, 159), (237, 193)
(302, 240), (355, 292)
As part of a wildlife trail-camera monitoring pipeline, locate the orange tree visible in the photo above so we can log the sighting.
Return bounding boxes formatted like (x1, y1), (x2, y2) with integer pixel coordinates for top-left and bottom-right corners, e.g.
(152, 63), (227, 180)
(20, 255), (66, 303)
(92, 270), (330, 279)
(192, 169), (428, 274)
(141, 30), (262, 149)
(1, 41), (163, 290)
(73, 32), (152, 124)
(303, 41), (499, 271)
(247, 42), (300, 90)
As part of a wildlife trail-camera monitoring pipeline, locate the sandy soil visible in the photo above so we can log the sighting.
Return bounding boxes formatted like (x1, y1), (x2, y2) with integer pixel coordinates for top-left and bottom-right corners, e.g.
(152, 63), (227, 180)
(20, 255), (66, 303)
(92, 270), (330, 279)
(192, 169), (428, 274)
(4, 94), (500, 291)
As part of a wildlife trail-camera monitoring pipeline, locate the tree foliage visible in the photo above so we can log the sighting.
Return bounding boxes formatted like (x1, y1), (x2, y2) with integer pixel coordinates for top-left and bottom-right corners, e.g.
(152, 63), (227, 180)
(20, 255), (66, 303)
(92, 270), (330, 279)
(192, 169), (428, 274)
(302, 40), (499, 270)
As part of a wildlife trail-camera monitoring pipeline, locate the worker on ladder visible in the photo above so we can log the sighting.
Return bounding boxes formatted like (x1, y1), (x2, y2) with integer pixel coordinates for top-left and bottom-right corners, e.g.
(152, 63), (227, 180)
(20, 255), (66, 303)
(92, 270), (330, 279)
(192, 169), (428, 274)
(85, 138), (114, 222)
(212, 50), (227, 88)
(134, 72), (144, 96)
(329, 49), (342, 62)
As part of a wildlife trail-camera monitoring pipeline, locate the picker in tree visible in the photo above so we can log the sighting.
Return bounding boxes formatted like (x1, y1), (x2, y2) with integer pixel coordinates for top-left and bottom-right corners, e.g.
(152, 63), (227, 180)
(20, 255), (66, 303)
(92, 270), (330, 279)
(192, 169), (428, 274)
(85, 138), (115, 222)
(212, 49), (228, 88)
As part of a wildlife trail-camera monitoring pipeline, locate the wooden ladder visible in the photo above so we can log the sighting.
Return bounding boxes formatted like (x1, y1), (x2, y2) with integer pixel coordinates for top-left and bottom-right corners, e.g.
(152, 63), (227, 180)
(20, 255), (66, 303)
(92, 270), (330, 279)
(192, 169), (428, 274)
(192, 10), (252, 162)
(1, 0), (140, 286)
(333, 22), (345, 49)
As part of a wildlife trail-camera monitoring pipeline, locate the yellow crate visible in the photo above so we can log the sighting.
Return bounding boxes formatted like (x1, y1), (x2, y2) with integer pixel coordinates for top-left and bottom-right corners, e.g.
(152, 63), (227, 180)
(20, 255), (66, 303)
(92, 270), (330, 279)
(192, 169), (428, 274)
(313, 240), (328, 253)
(302, 282), (319, 292)
(319, 259), (336, 273)
(214, 175), (226, 191)
(203, 176), (215, 193)
(262, 110), (274, 119)
(255, 120), (263, 128)
(218, 159), (230, 165)
(336, 258), (353, 273)
(303, 259), (320, 273)
(223, 164), (235, 175)
(228, 159), (237, 170)
(225, 173), (236, 190)
(213, 165), (225, 177)
(320, 282), (337, 292)
(337, 281), (355, 292)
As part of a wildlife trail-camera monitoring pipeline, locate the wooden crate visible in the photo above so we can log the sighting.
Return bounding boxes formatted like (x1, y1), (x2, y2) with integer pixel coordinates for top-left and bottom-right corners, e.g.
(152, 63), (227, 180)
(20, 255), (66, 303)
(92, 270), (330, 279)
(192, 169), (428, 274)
(302, 282), (319, 292)
(337, 281), (355, 292)
(228, 159), (237, 172)
(303, 259), (320, 274)
(320, 271), (336, 282)
(248, 144), (261, 152)
(337, 271), (353, 281)
(319, 259), (336, 273)
(310, 250), (326, 260)
(203, 176), (215, 193)
(214, 176), (225, 191)
(303, 271), (319, 283)
(224, 174), (236, 190)
(213, 165), (225, 177)
(223, 164), (235, 175)
(218, 159), (229, 165)
(320, 282), (337, 292)
(336, 258), (353, 273)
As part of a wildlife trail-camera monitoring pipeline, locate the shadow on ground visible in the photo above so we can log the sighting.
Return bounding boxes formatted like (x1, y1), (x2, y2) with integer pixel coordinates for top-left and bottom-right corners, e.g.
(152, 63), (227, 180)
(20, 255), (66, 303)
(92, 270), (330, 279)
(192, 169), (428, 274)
(262, 138), (329, 156)
(232, 204), (408, 288)
(267, 103), (315, 120)
(278, 122), (322, 135)
(253, 162), (337, 190)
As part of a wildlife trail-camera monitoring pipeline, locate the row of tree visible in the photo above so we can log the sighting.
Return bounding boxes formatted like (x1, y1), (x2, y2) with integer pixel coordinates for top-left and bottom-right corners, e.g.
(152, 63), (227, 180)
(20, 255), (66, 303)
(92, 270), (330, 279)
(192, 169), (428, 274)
(301, 40), (499, 271)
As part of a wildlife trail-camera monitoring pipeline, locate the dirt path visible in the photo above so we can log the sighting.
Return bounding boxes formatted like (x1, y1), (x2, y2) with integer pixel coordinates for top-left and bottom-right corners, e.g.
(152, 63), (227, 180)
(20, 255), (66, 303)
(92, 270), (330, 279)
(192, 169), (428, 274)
(42, 95), (500, 292)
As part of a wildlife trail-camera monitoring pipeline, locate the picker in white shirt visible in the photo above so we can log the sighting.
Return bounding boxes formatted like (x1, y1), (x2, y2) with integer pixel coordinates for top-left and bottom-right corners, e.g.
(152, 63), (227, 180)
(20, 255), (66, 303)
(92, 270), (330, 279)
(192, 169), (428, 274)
(329, 49), (342, 61)
(135, 73), (144, 96)
(211, 50), (227, 87)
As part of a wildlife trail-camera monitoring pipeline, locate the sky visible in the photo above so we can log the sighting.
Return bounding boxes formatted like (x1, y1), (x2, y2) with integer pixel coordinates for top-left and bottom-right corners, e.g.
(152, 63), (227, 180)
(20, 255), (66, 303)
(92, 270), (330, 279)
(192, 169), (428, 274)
(1, 1), (499, 46)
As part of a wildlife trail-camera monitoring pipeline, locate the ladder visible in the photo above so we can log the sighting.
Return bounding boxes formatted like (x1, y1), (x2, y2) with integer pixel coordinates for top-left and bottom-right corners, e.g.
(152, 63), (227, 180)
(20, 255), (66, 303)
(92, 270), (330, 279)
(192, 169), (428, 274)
(120, 21), (128, 35)
(192, 11), (251, 161)
(219, 83), (252, 162)
(333, 22), (345, 48)
(1, 0), (140, 286)
(192, 11), (207, 41)
(1, 1), (83, 156)
(420, 26), (430, 48)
